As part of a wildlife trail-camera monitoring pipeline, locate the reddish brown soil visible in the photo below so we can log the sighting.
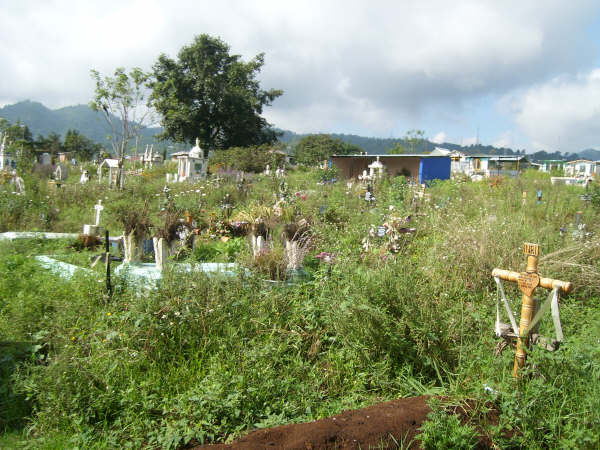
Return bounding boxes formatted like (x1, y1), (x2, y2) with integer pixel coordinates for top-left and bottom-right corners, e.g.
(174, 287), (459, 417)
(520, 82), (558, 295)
(193, 396), (500, 450)
(193, 395), (497, 450)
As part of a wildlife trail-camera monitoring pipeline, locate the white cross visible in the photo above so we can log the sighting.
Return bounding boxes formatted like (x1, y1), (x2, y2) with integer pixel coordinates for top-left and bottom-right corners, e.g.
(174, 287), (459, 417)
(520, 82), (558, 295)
(94, 200), (104, 226)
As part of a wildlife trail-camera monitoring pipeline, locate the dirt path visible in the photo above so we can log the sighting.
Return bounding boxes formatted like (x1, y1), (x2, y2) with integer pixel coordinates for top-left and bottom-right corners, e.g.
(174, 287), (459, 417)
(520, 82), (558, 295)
(196, 396), (432, 449)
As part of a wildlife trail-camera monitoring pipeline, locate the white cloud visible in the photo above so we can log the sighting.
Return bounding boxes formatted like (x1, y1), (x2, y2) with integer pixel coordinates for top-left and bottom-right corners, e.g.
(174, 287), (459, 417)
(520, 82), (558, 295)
(462, 136), (478, 146)
(431, 132), (447, 144)
(0, 0), (598, 138)
(492, 131), (513, 149)
(503, 69), (600, 151)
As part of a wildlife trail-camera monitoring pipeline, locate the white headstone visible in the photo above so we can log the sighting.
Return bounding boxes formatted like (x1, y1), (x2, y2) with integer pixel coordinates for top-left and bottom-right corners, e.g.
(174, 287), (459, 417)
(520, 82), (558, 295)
(14, 176), (25, 194)
(94, 200), (104, 226)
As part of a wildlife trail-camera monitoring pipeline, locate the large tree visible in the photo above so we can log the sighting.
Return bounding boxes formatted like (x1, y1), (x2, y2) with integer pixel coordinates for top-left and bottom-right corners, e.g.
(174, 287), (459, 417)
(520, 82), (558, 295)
(293, 134), (362, 166)
(150, 34), (283, 150)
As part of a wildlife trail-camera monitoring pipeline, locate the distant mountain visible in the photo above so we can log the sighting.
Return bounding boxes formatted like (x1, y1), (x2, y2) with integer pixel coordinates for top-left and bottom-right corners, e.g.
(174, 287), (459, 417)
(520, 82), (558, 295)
(2, 101), (598, 161)
(276, 129), (526, 157)
(577, 148), (600, 161)
(0, 100), (168, 152)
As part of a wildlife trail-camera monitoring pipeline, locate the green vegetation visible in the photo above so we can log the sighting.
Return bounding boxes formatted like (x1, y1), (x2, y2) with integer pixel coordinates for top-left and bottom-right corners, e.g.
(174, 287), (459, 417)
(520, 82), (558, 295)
(293, 134), (362, 165)
(0, 164), (599, 448)
(150, 34), (283, 149)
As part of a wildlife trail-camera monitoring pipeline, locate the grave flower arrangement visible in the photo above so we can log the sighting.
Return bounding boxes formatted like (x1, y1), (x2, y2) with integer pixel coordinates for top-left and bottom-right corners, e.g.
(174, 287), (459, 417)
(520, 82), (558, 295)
(113, 200), (152, 263)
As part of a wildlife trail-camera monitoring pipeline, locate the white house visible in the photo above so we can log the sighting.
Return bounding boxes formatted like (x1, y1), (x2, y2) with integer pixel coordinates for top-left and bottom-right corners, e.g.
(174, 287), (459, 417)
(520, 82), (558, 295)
(564, 160), (597, 178)
(538, 160), (565, 173)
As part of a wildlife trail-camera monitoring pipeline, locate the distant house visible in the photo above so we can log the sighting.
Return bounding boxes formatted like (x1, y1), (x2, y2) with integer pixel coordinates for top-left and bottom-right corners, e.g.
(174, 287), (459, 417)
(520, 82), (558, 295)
(537, 160), (565, 173)
(330, 154), (451, 184)
(564, 160), (597, 178)
(460, 154), (530, 178)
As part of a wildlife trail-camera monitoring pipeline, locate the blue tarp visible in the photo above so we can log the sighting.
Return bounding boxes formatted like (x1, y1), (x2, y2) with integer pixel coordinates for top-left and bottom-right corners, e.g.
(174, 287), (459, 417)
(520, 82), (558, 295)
(419, 157), (450, 184)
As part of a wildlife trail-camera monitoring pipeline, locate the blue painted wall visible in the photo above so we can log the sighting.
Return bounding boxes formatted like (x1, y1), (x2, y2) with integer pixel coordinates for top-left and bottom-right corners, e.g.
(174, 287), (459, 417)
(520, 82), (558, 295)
(418, 157), (450, 184)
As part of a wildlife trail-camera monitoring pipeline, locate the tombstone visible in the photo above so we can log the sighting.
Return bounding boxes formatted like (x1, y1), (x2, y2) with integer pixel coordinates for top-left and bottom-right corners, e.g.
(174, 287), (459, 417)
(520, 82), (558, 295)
(279, 179), (289, 201)
(40, 153), (51, 166)
(365, 184), (375, 203)
(368, 156), (385, 179)
(80, 170), (89, 184)
(522, 191), (527, 206)
(153, 237), (169, 270)
(54, 164), (68, 182)
(82, 200), (104, 236)
(123, 230), (144, 263)
(264, 164), (271, 176)
(537, 189), (542, 204)
(221, 194), (233, 219)
(14, 175), (25, 194)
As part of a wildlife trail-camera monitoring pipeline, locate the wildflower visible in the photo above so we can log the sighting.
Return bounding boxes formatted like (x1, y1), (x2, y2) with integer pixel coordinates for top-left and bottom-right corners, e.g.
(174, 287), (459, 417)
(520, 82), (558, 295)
(102, 338), (107, 343)
(106, 312), (111, 316)
(301, 194), (307, 201)
(71, 336), (76, 341)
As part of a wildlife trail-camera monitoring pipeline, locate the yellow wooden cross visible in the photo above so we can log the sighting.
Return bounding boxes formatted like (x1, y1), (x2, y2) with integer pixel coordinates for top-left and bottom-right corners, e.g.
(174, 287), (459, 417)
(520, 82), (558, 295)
(492, 243), (573, 377)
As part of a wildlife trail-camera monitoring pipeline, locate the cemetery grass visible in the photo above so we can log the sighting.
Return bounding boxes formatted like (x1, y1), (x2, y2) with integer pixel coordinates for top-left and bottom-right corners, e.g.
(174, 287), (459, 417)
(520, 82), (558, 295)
(0, 166), (599, 448)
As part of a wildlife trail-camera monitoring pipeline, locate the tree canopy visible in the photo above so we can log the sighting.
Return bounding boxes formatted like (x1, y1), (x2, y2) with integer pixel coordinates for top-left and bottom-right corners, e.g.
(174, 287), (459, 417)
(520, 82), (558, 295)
(293, 134), (363, 166)
(150, 34), (283, 150)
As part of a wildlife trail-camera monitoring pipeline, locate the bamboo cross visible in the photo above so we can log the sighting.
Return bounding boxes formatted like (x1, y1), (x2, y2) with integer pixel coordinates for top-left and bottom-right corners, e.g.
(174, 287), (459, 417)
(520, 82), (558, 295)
(492, 243), (572, 377)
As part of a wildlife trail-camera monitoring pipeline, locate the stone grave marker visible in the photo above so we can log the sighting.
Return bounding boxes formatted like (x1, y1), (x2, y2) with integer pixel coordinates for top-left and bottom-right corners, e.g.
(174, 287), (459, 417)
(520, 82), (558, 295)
(83, 200), (104, 236)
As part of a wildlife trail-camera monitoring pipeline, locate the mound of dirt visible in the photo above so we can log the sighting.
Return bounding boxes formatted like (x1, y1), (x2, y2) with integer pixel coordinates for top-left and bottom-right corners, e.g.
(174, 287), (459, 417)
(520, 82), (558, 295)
(197, 395), (428, 449)
(194, 395), (498, 450)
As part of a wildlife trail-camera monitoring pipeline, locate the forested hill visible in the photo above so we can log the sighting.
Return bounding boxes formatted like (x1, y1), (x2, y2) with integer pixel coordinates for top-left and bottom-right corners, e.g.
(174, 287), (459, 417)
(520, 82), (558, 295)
(277, 129), (600, 161)
(0, 100), (162, 149)
(2, 100), (599, 161)
(277, 129), (529, 156)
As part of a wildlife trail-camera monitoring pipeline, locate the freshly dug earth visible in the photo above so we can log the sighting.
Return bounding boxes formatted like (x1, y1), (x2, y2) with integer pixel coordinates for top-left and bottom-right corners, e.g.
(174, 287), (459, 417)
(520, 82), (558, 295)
(195, 395), (495, 449)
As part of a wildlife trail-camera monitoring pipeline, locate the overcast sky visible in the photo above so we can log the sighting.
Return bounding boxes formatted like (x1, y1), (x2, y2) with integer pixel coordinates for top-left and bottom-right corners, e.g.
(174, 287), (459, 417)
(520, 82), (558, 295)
(1, 0), (600, 152)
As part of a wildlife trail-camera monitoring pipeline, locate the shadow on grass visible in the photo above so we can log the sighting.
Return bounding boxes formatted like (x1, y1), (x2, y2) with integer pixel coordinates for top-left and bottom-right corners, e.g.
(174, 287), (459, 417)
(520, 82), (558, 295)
(0, 341), (38, 433)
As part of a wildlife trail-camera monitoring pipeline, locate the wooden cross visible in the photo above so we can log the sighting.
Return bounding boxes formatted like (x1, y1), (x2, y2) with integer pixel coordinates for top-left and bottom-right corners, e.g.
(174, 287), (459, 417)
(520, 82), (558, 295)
(492, 243), (572, 377)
